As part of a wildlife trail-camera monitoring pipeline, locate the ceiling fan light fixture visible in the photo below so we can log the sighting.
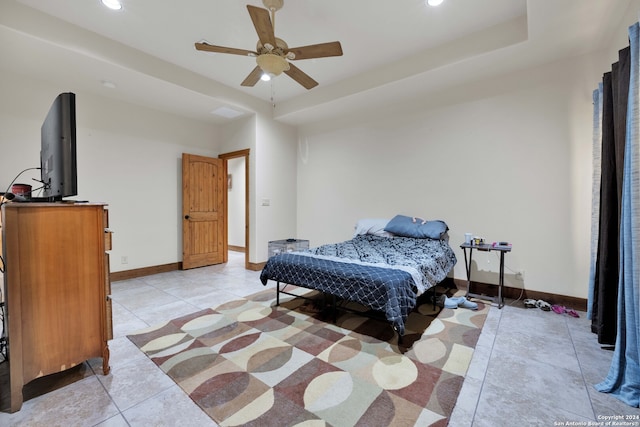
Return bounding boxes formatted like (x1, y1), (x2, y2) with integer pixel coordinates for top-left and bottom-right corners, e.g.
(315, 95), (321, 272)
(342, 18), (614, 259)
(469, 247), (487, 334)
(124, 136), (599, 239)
(260, 73), (272, 82)
(101, 0), (122, 10)
(256, 53), (289, 77)
(262, 0), (284, 12)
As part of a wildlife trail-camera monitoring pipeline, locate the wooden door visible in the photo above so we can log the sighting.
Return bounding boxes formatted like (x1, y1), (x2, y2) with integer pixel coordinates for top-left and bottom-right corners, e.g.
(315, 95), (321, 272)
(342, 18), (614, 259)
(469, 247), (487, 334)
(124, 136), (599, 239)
(182, 153), (227, 269)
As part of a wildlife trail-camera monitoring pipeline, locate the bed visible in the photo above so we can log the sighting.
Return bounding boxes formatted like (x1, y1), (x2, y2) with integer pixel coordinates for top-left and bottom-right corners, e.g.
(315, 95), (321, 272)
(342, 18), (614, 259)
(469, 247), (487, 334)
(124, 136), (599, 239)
(259, 215), (457, 336)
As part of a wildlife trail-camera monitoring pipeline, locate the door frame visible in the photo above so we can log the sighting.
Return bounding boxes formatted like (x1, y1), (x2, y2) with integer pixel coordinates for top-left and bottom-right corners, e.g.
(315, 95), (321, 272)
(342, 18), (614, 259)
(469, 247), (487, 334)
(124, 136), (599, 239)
(219, 149), (250, 269)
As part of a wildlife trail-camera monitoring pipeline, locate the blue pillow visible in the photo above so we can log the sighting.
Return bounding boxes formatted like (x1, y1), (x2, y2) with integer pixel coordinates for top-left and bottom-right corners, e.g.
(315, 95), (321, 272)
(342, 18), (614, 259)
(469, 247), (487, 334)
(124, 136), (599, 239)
(384, 215), (448, 239)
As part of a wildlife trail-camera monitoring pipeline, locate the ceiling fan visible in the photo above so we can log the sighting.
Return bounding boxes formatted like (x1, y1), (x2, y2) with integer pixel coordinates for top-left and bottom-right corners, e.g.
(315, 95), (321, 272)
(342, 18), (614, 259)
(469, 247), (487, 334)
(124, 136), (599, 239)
(195, 0), (343, 90)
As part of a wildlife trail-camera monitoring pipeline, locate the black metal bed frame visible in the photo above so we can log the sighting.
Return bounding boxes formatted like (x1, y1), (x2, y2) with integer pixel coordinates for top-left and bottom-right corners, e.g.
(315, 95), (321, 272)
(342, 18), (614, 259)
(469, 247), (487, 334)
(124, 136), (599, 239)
(273, 281), (439, 338)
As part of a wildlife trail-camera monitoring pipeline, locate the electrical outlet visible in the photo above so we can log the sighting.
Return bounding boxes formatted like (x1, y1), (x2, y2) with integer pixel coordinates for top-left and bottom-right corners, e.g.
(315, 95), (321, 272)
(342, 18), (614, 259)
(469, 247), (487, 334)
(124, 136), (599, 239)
(121, 256), (128, 265)
(516, 270), (525, 281)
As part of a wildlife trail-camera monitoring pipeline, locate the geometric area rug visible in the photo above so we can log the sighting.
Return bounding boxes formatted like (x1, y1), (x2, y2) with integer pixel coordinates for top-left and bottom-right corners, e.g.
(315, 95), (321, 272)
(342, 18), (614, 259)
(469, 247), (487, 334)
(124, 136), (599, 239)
(127, 287), (488, 427)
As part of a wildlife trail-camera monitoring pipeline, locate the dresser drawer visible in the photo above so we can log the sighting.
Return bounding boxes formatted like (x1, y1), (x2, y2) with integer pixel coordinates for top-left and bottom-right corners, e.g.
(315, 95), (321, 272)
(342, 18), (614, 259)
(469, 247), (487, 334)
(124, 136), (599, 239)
(104, 231), (113, 251)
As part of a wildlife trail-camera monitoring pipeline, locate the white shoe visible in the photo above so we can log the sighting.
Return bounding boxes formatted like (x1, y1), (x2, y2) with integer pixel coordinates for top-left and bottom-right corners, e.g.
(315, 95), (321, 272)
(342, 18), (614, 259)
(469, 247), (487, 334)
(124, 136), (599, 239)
(438, 295), (461, 309)
(458, 298), (478, 310)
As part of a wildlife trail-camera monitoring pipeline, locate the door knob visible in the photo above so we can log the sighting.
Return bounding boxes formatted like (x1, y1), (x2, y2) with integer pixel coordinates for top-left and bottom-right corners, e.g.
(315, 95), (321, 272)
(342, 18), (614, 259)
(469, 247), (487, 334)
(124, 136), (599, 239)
(184, 215), (190, 220)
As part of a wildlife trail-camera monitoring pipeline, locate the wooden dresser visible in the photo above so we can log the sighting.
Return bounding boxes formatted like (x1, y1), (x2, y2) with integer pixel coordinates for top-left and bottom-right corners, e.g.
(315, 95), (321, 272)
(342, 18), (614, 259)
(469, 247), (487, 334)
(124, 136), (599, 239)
(1, 203), (112, 412)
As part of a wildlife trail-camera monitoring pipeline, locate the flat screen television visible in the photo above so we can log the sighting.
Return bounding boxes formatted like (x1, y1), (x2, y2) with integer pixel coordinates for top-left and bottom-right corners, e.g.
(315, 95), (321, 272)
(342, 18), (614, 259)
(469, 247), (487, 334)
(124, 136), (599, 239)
(40, 92), (77, 201)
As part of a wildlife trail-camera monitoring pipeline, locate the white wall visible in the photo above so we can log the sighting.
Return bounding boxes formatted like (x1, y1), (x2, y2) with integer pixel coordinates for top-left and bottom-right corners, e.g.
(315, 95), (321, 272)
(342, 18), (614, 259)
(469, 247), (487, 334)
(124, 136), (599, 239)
(220, 114), (299, 264)
(0, 71), (222, 272)
(227, 156), (245, 248)
(296, 52), (608, 299)
(254, 115), (298, 261)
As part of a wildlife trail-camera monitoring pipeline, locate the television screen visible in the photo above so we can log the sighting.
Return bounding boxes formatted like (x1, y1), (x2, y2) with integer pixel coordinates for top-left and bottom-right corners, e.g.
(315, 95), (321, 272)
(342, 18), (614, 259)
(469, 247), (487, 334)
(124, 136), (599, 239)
(40, 92), (77, 200)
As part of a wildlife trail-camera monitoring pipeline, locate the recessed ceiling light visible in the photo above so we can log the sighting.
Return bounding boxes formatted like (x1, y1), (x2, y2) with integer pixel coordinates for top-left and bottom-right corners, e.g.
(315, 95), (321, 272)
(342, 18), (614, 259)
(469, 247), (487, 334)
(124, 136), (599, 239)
(101, 0), (122, 11)
(427, 0), (444, 6)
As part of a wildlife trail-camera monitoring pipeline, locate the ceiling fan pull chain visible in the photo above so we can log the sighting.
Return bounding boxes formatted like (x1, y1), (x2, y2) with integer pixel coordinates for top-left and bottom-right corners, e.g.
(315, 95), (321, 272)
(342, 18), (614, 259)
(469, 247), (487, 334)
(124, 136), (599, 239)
(271, 81), (276, 108)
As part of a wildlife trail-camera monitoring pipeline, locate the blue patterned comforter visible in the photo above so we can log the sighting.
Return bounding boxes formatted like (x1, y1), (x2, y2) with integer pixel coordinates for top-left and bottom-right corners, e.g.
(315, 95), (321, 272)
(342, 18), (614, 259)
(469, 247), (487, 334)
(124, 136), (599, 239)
(260, 234), (457, 335)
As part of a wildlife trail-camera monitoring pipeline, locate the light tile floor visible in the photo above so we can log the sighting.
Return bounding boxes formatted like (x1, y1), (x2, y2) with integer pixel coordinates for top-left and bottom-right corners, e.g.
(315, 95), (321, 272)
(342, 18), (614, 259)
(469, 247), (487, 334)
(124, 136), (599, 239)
(0, 251), (638, 426)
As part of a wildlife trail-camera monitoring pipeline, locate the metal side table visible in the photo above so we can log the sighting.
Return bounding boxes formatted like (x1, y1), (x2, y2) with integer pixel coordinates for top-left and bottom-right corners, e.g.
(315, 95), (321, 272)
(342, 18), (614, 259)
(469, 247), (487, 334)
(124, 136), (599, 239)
(460, 242), (512, 308)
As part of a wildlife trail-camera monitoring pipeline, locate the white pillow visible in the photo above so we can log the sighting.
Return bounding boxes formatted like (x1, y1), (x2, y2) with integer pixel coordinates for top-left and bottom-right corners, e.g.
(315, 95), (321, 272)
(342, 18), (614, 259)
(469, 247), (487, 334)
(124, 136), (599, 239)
(353, 218), (394, 237)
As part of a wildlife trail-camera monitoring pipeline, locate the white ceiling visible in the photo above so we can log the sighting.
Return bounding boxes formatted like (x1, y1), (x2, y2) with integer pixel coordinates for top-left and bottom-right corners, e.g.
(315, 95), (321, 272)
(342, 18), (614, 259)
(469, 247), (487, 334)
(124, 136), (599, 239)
(0, 0), (633, 126)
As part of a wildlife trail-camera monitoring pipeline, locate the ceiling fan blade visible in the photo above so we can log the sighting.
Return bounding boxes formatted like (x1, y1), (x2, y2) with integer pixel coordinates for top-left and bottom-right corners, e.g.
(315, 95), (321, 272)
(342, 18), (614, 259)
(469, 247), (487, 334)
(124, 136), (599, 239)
(286, 41), (343, 60)
(247, 5), (276, 47)
(284, 63), (318, 90)
(241, 66), (263, 87)
(195, 42), (256, 56)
